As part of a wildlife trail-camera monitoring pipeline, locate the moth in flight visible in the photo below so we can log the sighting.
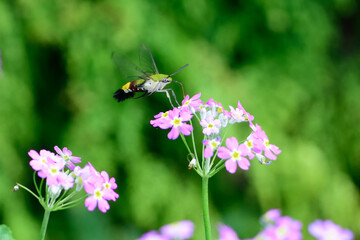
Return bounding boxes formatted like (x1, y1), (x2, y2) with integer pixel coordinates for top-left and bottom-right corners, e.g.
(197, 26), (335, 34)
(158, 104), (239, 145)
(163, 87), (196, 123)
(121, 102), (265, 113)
(112, 45), (188, 107)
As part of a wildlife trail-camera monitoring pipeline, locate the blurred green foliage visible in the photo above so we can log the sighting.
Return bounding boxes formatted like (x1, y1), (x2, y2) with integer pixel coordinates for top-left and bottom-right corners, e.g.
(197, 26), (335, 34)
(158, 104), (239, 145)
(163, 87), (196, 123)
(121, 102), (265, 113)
(0, 0), (359, 239)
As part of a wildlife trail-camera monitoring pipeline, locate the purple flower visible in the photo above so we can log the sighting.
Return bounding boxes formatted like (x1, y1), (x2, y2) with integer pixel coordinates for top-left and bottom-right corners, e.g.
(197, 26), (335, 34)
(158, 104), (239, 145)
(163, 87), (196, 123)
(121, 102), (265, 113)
(308, 220), (353, 240)
(137, 231), (169, 240)
(181, 93), (203, 112)
(217, 224), (240, 240)
(151, 108), (193, 140)
(54, 146), (81, 170)
(217, 137), (251, 173)
(160, 220), (194, 239)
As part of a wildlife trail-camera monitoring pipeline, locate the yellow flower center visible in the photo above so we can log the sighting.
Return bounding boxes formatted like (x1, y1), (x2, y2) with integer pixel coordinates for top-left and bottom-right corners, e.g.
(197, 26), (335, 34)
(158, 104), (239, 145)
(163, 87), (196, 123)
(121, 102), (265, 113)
(95, 190), (102, 198)
(172, 118), (181, 127)
(231, 151), (240, 160)
(246, 140), (253, 148)
(265, 139), (270, 148)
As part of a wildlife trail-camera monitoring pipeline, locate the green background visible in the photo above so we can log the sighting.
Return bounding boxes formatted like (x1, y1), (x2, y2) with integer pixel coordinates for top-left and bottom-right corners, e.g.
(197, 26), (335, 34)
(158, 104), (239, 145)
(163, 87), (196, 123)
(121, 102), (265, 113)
(0, 0), (359, 239)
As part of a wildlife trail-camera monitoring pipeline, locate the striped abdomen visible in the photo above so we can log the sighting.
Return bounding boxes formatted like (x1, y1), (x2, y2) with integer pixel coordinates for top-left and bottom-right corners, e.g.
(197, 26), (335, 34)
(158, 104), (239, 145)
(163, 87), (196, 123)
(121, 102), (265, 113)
(113, 79), (146, 102)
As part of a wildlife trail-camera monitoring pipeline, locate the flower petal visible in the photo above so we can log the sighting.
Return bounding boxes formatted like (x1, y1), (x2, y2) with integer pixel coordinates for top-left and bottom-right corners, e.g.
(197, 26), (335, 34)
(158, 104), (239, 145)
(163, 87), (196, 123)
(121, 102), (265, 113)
(225, 160), (237, 174)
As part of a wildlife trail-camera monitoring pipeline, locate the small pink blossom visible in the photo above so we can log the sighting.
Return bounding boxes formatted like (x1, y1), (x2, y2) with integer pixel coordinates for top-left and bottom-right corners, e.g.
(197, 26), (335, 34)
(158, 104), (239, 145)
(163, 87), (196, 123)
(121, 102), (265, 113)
(217, 224), (240, 240)
(203, 137), (221, 158)
(54, 146), (81, 170)
(160, 220), (194, 239)
(181, 93), (203, 112)
(200, 115), (222, 135)
(151, 108), (193, 140)
(250, 124), (281, 161)
(217, 137), (251, 173)
(308, 220), (353, 240)
(28, 149), (55, 172)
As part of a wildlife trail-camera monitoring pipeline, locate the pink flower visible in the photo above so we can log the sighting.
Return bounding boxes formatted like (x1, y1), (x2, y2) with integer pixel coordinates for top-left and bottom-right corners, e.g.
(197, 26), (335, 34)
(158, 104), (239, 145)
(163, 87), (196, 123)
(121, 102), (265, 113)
(150, 111), (171, 128)
(152, 108), (193, 140)
(308, 220), (353, 240)
(101, 171), (119, 201)
(217, 137), (251, 173)
(160, 220), (194, 239)
(200, 115), (221, 135)
(28, 149), (55, 172)
(254, 215), (302, 240)
(54, 146), (81, 170)
(262, 209), (282, 224)
(217, 224), (240, 240)
(181, 93), (203, 112)
(250, 124), (281, 161)
(203, 137), (221, 158)
(84, 184), (111, 213)
(39, 156), (67, 186)
(137, 231), (169, 240)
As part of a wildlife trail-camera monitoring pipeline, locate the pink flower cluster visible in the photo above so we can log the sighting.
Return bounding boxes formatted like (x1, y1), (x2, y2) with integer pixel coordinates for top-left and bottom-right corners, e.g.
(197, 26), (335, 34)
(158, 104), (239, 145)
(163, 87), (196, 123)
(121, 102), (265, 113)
(217, 209), (302, 240)
(28, 146), (118, 213)
(150, 93), (281, 174)
(138, 220), (194, 240)
(217, 209), (354, 240)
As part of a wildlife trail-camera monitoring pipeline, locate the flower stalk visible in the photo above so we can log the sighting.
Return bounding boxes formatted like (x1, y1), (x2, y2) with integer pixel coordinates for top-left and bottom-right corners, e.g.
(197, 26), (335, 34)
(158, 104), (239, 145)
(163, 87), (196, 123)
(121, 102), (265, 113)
(202, 176), (211, 240)
(38, 209), (51, 240)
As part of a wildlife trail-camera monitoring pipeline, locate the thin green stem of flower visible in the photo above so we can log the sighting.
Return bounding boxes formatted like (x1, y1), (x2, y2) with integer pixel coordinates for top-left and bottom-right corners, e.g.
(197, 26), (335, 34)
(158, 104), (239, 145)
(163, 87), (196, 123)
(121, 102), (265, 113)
(33, 172), (41, 196)
(54, 195), (88, 211)
(16, 183), (41, 202)
(202, 177), (211, 240)
(201, 135), (207, 171)
(38, 209), (51, 240)
(180, 134), (203, 175)
(209, 160), (226, 177)
(189, 119), (199, 164)
(55, 190), (80, 207)
(180, 133), (193, 156)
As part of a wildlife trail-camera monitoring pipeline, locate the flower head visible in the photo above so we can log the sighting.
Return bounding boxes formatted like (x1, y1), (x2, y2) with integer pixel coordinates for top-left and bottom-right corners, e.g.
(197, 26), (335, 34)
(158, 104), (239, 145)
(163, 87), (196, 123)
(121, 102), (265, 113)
(28, 146), (118, 213)
(308, 220), (353, 240)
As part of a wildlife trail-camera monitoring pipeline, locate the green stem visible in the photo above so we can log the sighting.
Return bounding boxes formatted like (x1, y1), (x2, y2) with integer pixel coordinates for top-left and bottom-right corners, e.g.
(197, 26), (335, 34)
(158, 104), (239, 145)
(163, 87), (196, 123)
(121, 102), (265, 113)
(38, 209), (51, 240)
(202, 177), (211, 240)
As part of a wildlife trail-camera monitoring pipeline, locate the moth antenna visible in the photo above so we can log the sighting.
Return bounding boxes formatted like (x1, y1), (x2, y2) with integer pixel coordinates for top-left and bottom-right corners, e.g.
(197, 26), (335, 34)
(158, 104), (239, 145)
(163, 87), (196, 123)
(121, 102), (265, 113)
(168, 64), (189, 77)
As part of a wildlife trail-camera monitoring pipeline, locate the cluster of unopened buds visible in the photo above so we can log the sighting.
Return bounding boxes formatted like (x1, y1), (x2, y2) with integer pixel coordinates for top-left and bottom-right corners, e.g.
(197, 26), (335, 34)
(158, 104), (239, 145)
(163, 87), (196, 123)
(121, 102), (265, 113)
(19, 146), (118, 213)
(151, 93), (281, 175)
